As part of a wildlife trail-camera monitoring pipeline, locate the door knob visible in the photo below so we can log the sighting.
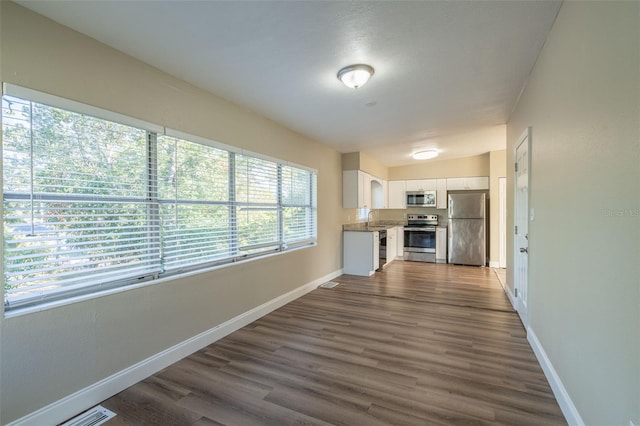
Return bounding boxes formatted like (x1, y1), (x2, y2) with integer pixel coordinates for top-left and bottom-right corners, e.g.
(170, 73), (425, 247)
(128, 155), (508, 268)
(520, 247), (528, 253)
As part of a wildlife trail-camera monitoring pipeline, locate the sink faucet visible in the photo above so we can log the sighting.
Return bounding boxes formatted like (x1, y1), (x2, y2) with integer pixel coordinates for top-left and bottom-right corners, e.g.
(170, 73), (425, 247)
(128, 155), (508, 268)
(367, 210), (375, 227)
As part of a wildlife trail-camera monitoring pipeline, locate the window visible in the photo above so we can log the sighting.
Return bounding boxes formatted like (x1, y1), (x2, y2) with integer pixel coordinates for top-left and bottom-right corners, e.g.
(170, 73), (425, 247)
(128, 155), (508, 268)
(2, 86), (317, 312)
(157, 135), (231, 272)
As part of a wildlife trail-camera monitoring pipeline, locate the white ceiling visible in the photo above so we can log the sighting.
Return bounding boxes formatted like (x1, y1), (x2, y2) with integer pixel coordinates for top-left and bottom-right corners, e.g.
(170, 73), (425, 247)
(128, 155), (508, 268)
(16, 0), (561, 167)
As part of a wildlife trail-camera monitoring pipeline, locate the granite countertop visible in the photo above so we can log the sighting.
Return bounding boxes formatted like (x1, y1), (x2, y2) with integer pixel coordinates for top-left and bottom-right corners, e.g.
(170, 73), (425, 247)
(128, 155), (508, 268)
(343, 222), (448, 231)
(342, 222), (406, 232)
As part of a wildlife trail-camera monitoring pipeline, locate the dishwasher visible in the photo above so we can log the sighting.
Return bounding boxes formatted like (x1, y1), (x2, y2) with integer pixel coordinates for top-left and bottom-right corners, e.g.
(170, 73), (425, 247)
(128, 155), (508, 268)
(378, 229), (387, 269)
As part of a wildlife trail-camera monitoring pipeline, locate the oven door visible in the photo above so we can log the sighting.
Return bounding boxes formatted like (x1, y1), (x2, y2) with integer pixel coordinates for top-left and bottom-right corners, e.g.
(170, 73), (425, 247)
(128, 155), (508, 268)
(404, 227), (436, 262)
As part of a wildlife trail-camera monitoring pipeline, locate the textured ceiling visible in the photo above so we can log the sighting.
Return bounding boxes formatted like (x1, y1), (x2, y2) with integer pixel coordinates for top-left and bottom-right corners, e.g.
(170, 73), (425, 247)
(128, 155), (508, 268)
(16, 0), (562, 166)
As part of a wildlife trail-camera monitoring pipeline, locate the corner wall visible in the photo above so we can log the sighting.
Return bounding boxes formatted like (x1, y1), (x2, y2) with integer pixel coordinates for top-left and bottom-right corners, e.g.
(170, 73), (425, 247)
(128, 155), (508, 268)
(0, 3), (343, 424)
(506, 2), (639, 424)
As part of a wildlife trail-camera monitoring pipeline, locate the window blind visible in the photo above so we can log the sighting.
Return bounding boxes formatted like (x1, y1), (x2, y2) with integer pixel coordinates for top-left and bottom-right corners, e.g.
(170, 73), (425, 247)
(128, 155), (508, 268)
(2, 88), (318, 312)
(157, 135), (232, 272)
(2, 96), (159, 308)
(282, 165), (317, 247)
(234, 154), (280, 256)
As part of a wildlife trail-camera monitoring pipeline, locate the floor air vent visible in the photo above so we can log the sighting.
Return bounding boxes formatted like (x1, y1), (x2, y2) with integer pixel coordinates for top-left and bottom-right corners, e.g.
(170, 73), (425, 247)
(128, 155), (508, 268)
(319, 281), (339, 288)
(60, 405), (116, 426)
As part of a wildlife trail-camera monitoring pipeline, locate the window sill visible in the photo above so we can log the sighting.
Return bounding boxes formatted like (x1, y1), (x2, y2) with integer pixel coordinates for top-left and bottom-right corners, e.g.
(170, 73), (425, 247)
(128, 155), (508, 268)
(3, 242), (316, 319)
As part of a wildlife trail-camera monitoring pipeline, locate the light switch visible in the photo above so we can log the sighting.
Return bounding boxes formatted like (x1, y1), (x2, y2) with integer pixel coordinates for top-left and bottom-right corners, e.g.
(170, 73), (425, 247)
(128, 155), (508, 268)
(529, 208), (535, 221)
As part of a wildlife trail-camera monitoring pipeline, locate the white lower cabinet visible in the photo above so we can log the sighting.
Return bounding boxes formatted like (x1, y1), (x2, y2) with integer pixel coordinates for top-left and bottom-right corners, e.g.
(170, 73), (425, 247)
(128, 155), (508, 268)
(387, 227), (398, 263)
(344, 231), (379, 276)
(436, 227), (447, 263)
(397, 227), (404, 259)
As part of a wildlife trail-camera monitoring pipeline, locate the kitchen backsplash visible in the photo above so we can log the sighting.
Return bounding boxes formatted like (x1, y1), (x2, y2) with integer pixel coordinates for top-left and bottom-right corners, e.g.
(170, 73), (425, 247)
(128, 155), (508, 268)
(343, 207), (447, 224)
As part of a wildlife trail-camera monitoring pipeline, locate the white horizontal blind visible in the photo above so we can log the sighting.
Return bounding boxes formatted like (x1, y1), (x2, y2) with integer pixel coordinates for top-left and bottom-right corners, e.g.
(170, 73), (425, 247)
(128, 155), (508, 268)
(2, 95), (159, 309)
(157, 135), (231, 272)
(2, 88), (318, 312)
(234, 154), (280, 256)
(282, 165), (317, 247)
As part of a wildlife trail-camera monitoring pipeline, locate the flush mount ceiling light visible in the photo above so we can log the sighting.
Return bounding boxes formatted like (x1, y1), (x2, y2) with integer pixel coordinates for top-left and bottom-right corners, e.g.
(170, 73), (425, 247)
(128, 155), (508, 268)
(337, 64), (375, 89)
(413, 150), (439, 160)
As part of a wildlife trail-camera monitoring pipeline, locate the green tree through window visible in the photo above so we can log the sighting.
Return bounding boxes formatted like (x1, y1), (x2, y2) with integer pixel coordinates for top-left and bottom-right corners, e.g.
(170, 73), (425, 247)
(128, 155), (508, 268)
(2, 90), (317, 311)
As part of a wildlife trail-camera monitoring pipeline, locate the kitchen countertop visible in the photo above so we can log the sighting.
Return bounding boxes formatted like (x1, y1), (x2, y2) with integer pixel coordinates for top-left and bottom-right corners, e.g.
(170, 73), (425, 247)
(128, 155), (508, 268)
(343, 222), (448, 231)
(342, 222), (406, 232)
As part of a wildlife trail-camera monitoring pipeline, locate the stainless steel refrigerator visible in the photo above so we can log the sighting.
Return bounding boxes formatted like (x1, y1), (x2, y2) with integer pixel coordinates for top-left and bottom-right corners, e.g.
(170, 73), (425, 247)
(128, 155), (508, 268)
(447, 193), (486, 266)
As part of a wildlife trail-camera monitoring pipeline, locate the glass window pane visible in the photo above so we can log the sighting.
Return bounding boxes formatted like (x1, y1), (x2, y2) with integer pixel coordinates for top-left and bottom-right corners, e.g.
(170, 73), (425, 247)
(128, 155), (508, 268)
(158, 135), (229, 201)
(235, 155), (278, 204)
(160, 203), (231, 270)
(236, 207), (278, 254)
(2, 95), (157, 309)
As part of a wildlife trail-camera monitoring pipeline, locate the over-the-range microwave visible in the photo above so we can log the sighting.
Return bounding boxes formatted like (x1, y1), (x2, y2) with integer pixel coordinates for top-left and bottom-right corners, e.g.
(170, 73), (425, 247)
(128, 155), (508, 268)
(406, 190), (436, 207)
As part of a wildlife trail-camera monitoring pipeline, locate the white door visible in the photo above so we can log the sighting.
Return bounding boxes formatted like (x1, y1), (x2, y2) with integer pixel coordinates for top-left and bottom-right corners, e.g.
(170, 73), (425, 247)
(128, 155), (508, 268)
(514, 128), (531, 327)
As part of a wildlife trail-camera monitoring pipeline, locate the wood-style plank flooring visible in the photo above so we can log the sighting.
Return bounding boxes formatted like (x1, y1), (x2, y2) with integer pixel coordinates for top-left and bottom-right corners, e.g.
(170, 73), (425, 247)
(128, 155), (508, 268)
(99, 262), (566, 425)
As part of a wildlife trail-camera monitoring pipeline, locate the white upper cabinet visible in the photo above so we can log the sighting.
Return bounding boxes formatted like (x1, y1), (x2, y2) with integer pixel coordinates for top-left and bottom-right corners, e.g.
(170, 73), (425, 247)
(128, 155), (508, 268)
(362, 172), (372, 208)
(405, 179), (437, 191)
(354, 175), (489, 209)
(446, 176), (489, 191)
(388, 181), (407, 208)
(343, 170), (387, 209)
(436, 179), (448, 209)
(382, 180), (389, 209)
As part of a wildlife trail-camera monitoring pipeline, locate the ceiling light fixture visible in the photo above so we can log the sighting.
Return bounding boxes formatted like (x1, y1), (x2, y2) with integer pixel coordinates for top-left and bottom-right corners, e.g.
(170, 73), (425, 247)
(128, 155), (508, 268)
(337, 64), (375, 89)
(413, 150), (439, 160)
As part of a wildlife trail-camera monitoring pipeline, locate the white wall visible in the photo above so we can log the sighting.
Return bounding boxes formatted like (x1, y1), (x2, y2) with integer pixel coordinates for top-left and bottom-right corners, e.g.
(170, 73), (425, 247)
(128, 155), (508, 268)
(507, 2), (639, 424)
(388, 152), (491, 180)
(489, 150), (506, 266)
(0, 3), (343, 424)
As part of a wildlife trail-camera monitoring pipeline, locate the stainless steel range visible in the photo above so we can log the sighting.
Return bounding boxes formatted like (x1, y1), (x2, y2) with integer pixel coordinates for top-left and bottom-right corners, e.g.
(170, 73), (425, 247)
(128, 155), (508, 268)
(404, 214), (438, 263)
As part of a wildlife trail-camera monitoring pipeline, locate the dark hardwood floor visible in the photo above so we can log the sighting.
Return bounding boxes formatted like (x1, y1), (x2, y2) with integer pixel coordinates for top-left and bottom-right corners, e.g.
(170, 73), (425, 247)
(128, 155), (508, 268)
(99, 262), (566, 425)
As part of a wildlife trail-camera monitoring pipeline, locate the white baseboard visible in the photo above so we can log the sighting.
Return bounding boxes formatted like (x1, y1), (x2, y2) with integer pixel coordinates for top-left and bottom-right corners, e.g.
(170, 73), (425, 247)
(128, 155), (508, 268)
(8, 269), (343, 426)
(504, 284), (516, 309)
(489, 261), (501, 268)
(491, 268), (515, 309)
(527, 328), (584, 426)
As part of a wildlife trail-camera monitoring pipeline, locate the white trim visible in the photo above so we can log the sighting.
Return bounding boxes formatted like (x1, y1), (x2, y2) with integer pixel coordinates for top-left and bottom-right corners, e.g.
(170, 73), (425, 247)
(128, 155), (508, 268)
(527, 328), (584, 426)
(5, 243), (317, 319)
(6, 268), (343, 426)
(499, 176), (507, 268)
(489, 261), (501, 268)
(163, 129), (317, 173)
(505, 283), (516, 309)
(513, 126), (531, 327)
(3, 83), (164, 133)
(163, 127), (241, 155)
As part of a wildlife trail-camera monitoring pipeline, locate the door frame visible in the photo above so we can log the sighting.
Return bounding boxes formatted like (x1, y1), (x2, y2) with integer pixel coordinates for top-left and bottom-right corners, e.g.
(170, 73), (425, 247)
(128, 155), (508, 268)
(514, 127), (531, 328)
(499, 177), (507, 268)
